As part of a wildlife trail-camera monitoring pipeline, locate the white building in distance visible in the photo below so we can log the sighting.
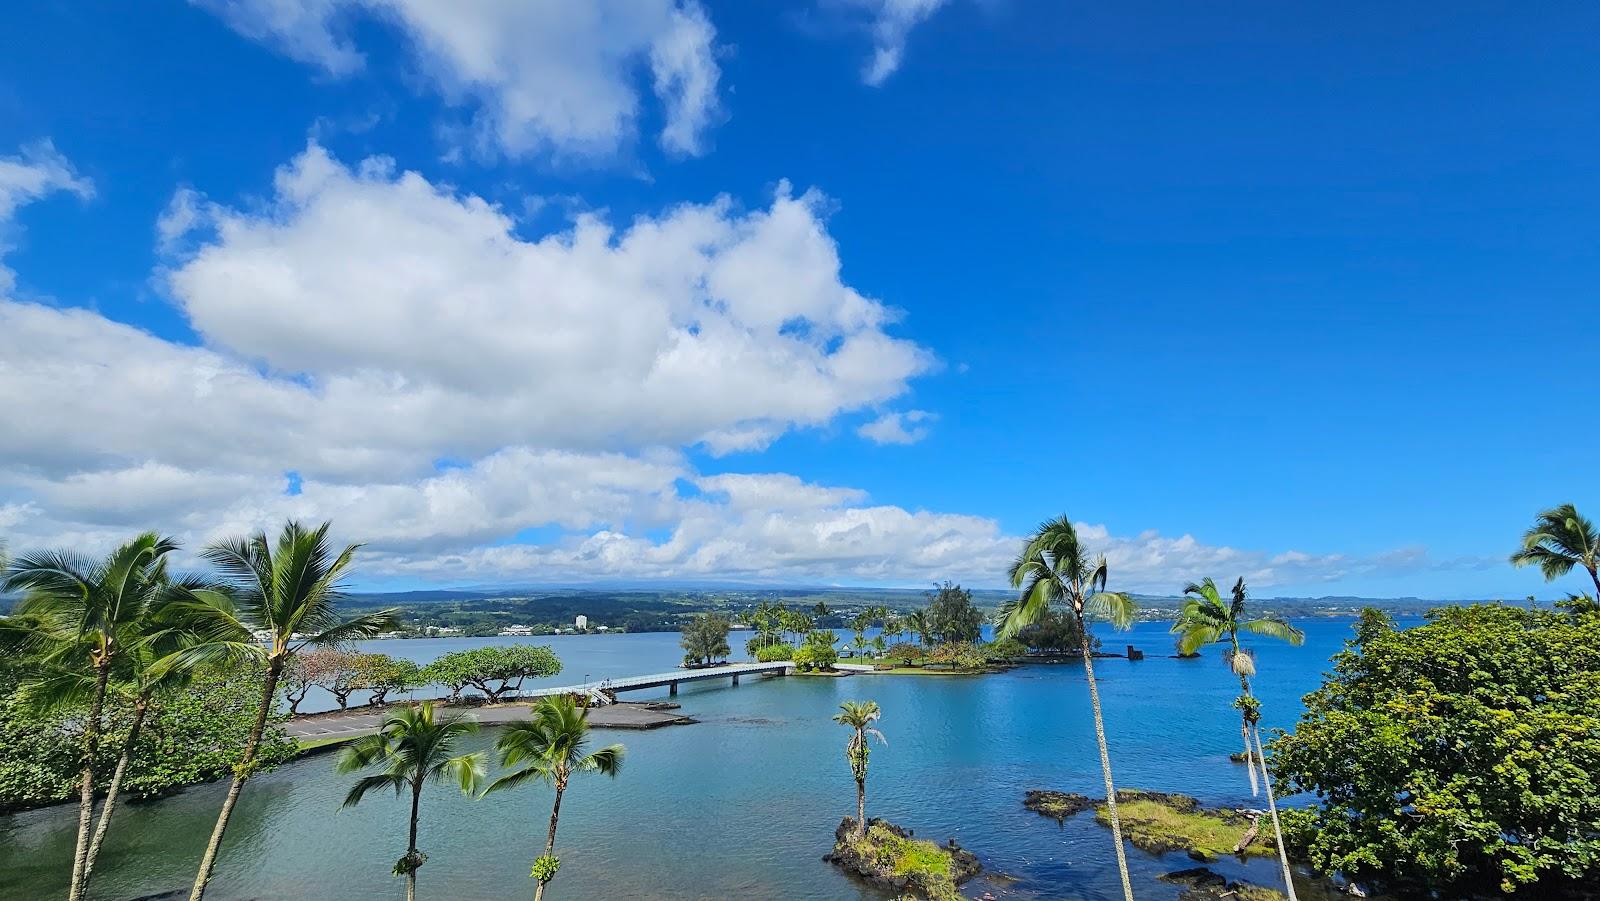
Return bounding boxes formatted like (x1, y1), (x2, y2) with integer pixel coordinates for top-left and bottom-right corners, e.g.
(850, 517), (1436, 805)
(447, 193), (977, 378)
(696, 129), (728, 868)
(575, 615), (589, 631)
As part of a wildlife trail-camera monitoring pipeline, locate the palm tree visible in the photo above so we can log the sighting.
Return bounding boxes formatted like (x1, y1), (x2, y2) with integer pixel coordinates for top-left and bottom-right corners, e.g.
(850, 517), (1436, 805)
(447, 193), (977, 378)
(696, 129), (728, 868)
(336, 703), (486, 901)
(2, 532), (185, 901)
(181, 521), (400, 901)
(998, 515), (1137, 901)
(833, 700), (886, 839)
(905, 609), (930, 649)
(485, 695), (624, 901)
(1173, 577), (1304, 901)
(1511, 504), (1600, 596)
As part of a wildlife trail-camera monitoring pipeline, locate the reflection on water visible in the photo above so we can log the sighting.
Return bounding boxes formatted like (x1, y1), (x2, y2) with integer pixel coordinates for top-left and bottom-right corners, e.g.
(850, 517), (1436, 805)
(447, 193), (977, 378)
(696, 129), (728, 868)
(0, 618), (1394, 900)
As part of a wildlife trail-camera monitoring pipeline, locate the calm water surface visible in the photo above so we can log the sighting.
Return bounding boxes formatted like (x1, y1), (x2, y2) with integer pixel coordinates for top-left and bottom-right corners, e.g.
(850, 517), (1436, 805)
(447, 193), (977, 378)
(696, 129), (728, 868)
(0, 617), (1404, 900)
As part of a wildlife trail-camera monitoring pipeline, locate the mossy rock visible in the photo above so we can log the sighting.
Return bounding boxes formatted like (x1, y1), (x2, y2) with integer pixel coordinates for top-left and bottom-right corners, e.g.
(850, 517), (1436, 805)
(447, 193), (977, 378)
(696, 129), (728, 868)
(1023, 789), (1095, 822)
(823, 817), (980, 901)
(1161, 866), (1286, 900)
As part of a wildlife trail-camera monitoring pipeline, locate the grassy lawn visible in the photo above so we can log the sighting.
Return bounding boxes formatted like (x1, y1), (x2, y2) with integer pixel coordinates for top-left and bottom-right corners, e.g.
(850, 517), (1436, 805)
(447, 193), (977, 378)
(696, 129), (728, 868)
(866, 666), (988, 676)
(294, 733), (360, 755)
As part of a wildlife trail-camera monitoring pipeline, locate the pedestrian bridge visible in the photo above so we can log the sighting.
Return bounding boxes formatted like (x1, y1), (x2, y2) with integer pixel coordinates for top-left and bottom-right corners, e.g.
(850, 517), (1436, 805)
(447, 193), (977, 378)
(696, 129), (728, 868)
(524, 661), (792, 704)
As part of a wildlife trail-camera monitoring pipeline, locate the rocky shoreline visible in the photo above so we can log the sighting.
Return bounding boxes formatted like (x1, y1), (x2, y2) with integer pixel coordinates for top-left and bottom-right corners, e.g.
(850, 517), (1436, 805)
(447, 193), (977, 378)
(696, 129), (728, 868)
(823, 817), (980, 900)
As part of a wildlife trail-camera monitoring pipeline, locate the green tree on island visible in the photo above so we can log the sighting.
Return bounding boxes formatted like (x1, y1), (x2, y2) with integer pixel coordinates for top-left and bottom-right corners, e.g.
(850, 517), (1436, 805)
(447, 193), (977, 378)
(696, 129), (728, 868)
(680, 612), (732, 666)
(998, 515), (1137, 901)
(926, 582), (983, 645)
(1, 532), (203, 901)
(834, 700), (886, 839)
(1511, 503), (1600, 596)
(1172, 577), (1304, 901)
(180, 521), (400, 901)
(486, 695), (624, 901)
(336, 702), (486, 901)
(421, 645), (562, 703)
(1272, 605), (1600, 895)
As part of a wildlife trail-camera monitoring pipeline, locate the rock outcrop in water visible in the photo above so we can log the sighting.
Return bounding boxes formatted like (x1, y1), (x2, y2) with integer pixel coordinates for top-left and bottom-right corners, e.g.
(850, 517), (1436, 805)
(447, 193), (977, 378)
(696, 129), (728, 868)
(1022, 788), (1275, 859)
(824, 817), (980, 901)
(1161, 866), (1286, 900)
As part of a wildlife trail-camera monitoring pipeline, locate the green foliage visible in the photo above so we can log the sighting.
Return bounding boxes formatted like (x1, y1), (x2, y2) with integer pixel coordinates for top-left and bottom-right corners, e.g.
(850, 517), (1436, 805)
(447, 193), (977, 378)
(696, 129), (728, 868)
(1271, 604), (1600, 895)
(420, 645), (561, 702)
(1013, 609), (1093, 653)
(981, 637), (1027, 661)
(0, 664), (295, 812)
(679, 612), (731, 666)
(755, 643), (796, 663)
(793, 630), (839, 672)
(885, 642), (923, 666)
(357, 655), (421, 706)
(530, 854), (560, 884)
(926, 642), (986, 671)
(843, 825), (961, 901)
(925, 582), (983, 644)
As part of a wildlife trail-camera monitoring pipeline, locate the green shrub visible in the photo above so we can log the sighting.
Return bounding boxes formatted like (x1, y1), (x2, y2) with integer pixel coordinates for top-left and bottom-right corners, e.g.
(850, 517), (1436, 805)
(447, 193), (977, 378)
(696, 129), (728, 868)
(1271, 605), (1600, 895)
(755, 643), (796, 663)
(981, 637), (1027, 661)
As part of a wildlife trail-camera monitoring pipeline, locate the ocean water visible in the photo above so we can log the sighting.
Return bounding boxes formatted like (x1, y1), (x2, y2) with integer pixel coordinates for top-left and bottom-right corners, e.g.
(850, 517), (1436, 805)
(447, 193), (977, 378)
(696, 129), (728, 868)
(0, 617), (1404, 900)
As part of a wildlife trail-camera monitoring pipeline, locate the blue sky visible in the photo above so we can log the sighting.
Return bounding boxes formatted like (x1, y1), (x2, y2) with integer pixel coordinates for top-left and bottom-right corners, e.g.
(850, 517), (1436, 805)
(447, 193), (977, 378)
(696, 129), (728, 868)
(0, 1), (1594, 598)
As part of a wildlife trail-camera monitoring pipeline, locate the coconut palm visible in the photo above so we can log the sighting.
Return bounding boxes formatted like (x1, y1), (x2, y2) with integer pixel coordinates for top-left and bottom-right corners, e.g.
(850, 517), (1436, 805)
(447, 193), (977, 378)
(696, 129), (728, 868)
(998, 515), (1137, 901)
(1173, 577), (1304, 901)
(905, 609), (931, 648)
(1511, 503), (1600, 596)
(181, 521), (400, 901)
(833, 700), (886, 839)
(2, 533), (187, 901)
(336, 703), (486, 901)
(485, 695), (624, 901)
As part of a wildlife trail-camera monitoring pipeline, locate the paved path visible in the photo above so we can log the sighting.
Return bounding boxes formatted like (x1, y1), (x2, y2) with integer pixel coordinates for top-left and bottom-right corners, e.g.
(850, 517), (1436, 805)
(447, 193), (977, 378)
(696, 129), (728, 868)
(287, 662), (792, 744)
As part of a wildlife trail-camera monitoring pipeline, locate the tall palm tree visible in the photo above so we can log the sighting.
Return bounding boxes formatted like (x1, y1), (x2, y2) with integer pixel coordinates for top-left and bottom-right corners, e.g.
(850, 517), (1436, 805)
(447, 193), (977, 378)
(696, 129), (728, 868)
(81, 593), (227, 890)
(180, 521), (400, 901)
(336, 703), (486, 901)
(2, 532), (184, 901)
(1511, 504), (1600, 596)
(905, 609), (930, 649)
(833, 700), (886, 839)
(998, 515), (1137, 901)
(1173, 577), (1304, 901)
(485, 695), (624, 901)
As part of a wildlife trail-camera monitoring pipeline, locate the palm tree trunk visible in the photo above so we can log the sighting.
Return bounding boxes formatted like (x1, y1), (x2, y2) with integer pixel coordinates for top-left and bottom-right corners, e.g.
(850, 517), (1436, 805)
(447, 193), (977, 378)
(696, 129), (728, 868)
(407, 778), (422, 901)
(67, 662), (111, 901)
(1080, 631), (1135, 901)
(189, 657), (283, 901)
(856, 776), (867, 839)
(533, 783), (565, 901)
(1251, 725), (1299, 901)
(1588, 562), (1600, 599)
(82, 692), (150, 891)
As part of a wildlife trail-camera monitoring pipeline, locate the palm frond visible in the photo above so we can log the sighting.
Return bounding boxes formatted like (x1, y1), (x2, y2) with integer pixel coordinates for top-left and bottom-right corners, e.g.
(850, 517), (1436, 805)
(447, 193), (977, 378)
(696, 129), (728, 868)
(1239, 616), (1305, 646)
(342, 771), (407, 808)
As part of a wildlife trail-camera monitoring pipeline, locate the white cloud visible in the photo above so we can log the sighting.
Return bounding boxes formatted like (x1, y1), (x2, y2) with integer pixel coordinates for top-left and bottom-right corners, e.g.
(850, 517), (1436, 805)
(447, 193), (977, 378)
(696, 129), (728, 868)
(858, 409), (933, 444)
(849, 0), (950, 86)
(157, 143), (929, 464)
(196, 0), (723, 160)
(0, 141), (94, 290)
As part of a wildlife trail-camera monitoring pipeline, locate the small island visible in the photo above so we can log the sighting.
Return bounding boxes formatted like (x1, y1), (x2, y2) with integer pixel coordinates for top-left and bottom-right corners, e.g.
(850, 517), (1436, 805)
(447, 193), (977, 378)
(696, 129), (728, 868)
(1025, 788), (1276, 861)
(824, 817), (980, 901)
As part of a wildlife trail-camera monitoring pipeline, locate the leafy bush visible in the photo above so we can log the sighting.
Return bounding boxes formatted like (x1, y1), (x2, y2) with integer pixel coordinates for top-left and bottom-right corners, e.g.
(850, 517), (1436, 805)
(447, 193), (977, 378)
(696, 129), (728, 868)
(885, 642), (923, 666)
(755, 643), (796, 663)
(981, 637), (1027, 661)
(0, 663), (296, 812)
(1271, 605), (1600, 895)
(420, 645), (561, 702)
(794, 631), (840, 672)
(927, 642), (986, 671)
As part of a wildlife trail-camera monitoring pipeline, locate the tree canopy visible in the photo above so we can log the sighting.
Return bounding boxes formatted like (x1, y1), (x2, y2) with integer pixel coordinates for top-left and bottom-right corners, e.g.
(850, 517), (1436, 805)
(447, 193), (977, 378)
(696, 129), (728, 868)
(680, 613), (731, 666)
(925, 582), (983, 645)
(420, 645), (561, 703)
(1271, 605), (1600, 896)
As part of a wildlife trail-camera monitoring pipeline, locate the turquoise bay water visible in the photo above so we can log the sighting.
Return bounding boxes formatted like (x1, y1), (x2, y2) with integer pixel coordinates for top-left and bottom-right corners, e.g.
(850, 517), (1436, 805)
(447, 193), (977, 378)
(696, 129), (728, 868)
(0, 618), (1398, 900)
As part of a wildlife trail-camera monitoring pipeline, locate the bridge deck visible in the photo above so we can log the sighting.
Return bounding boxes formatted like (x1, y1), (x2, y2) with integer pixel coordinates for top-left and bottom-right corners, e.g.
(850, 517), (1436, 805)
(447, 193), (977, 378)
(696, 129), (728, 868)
(524, 661), (792, 698)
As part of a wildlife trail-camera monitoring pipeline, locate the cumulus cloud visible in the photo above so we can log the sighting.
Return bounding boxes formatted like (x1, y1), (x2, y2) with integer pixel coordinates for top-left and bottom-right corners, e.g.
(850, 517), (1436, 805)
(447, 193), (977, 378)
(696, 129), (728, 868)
(196, 0), (723, 159)
(858, 409), (933, 445)
(0, 141), (94, 290)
